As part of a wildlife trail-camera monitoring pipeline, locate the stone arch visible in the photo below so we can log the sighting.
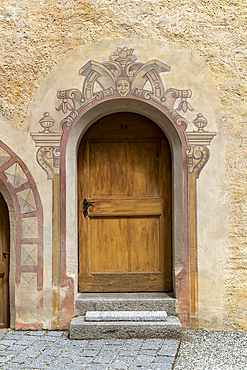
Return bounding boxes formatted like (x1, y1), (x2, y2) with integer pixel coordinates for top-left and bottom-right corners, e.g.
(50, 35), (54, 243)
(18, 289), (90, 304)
(0, 141), (44, 329)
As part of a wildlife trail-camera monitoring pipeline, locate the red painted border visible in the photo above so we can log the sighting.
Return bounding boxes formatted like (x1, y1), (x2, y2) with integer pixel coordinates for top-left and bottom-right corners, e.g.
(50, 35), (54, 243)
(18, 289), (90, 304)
(58, 94), (191, 328)
(0, 141), (43, 328)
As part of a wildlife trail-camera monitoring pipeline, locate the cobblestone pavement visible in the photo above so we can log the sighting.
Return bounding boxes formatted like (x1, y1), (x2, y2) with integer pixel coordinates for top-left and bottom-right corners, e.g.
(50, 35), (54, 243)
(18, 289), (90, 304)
(0, 330), (179, 370)
(174, 329), (247, 370)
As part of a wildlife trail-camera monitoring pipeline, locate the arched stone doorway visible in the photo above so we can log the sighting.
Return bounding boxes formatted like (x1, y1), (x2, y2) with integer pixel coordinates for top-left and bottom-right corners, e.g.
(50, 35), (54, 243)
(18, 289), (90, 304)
(64, 98), (186, 300)
(77, 112), (172, 293)
(0, 192), (10, 328)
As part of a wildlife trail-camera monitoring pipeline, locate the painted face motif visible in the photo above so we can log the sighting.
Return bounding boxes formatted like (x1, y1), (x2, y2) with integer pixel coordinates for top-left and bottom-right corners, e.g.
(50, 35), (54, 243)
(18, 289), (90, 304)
(116, 79), (130, 97)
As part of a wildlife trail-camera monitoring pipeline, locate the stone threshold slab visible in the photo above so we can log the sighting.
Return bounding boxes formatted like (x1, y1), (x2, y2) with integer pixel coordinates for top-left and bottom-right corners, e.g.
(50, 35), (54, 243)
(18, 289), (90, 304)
(70, 316), (181, 340)
(75, 292), (178, 316)
(85, 310), (167, 322)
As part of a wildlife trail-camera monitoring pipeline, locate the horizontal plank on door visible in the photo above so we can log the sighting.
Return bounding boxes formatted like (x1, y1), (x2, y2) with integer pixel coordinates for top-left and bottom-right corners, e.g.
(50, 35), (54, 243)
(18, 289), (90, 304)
(85, 198), (163, 217)
(78, 272), (172, 292)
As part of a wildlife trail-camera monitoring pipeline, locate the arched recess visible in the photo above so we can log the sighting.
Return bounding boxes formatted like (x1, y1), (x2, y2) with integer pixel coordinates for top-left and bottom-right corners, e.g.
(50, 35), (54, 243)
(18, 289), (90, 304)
(0, 141), (44, 329)
(0, 182), (12, 328)
(61, 97), (189, 322)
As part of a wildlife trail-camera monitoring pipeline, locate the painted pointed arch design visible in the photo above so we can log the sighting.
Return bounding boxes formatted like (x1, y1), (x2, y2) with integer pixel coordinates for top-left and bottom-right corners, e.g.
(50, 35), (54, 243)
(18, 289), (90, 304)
(0, 141), (43, 329)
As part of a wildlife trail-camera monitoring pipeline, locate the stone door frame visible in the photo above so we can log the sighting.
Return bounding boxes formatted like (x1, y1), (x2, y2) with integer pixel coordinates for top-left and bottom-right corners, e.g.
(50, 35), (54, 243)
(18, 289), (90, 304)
(63, 96), (189, 322)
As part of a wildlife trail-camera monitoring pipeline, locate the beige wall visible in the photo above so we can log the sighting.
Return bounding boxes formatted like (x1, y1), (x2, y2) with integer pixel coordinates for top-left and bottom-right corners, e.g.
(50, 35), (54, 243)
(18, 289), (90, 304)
(0, 0), (246, 331)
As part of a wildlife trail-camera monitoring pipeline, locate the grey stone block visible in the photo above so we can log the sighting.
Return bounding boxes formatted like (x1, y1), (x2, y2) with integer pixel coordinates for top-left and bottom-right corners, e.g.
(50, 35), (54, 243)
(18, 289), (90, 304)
(75, 292), (177, 316)
(93, 355), (115, 363)
(0, 329), (8, 340)
(87, 365), (109, 370)
(65, 365), (87, 370)
(74, 356), (93, 363)
(132, 354), (154, 366)
(85, 311), (167, 322)
(1, 364), (24, 370)
(70, 316), (181, 340)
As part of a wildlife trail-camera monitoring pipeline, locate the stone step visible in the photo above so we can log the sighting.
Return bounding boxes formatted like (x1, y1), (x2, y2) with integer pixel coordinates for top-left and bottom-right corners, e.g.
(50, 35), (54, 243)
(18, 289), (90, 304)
(85, 310), (168, 322)
(70, 315), (181, 340)
(75, 292), (178, 316)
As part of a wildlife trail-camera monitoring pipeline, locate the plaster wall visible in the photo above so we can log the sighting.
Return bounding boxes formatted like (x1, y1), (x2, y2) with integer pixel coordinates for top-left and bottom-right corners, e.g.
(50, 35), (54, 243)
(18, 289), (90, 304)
(0, 0), (244, 331)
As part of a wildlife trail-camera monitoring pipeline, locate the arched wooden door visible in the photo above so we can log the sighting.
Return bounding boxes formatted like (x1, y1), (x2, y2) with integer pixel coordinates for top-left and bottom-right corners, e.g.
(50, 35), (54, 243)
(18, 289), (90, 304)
(78, 113), (172, 292)
(0, 193), (10, 328)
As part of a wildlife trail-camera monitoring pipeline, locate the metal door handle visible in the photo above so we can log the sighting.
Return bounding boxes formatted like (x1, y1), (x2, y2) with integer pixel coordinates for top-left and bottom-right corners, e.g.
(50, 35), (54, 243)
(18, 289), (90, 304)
(3, 252), (10, 259)
(83, 198), (95, 217)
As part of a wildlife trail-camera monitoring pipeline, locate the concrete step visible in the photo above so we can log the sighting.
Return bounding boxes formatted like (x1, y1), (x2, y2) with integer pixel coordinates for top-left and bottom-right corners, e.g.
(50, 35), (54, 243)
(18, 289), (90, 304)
(70, 315), (181, 340)
(75, 292), (178, 316)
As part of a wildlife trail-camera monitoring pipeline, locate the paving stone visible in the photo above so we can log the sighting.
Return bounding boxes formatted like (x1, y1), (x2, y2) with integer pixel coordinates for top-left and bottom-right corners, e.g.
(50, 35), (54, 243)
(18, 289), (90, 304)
(158, 347), (177, 356)
(12, 356), (34, 364)
(99, 349), (120, 357)
(139, 349), (159, 355)
(132, 354), (154, 367)
(15, 340), (36, 346)
(52, 357), (73, 364)
(70, 340), (89, 346)
(81, 349), (100, 356)
(61, 351), (80, 358)
(125, 339), (144, 346)
(4, 334), (24, 340)
(74, 356), (93, 364)
(45, 331), (64, 337)
(141, 339), (162, 349)
(87, 365), (110, 370)
(118, 350), (138, 357)
(104, 344), (123, 350)
(86, 344), (105, 350)
(0, 344), (8, 350)
(26, 331), (46, 336)
(108, 339), (126, 345)
(42, 349), (62, 356)
(40, 336), (58, 342)
(108, 363), (129, 369)
(0, 340), (16, 346)
(20, 335), (40, 341)
(30, 343), (51, 351)
(93, 355), (115, 363)
(1, 349), (21, 356)
(88, 340), (108, 345)
(33, 355), (57, 363)
(154, 355), (174, 364)
(65, 365), (87, 370)
(151, 362), (173, 370)
(0, 356), (9, 363)
(29, 360), (49, 368)
(0, 330), (179, 370)
(44, 364), (67, 370)
(1, 364), (25, 370)
(7, 344), (29, 351)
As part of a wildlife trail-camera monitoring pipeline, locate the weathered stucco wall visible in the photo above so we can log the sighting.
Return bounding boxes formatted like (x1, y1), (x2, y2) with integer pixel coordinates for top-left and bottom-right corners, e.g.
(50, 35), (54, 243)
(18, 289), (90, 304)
(0, 0), (246, 331)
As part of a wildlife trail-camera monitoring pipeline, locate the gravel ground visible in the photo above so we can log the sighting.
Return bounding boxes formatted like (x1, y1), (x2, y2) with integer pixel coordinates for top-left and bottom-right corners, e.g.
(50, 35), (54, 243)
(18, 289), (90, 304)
(173, 329), (247, 370)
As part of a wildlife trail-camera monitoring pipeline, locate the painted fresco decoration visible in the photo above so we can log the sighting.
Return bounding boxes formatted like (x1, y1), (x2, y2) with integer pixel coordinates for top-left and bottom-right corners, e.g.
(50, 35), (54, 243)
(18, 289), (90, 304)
(29, 46), (217, 330)
(0, 141), (44, 329)
(56, 47), (194, 129)
(32, 47), (216, 179)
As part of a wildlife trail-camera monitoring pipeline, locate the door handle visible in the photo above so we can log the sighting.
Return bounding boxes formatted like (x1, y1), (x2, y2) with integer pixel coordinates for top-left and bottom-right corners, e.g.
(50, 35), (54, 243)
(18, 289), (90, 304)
(83, 198), (95, 217)
(3, 252), (10, 259)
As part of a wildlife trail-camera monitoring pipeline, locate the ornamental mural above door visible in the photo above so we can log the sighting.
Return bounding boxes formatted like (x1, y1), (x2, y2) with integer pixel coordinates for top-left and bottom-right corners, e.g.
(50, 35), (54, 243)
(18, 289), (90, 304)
(30, 46), (216, 329)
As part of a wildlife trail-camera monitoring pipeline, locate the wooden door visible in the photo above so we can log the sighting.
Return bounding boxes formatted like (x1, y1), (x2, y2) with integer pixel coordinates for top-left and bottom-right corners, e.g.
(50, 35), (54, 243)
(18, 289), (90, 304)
(0, 193), (10, 328)
(78, 113), (172, 292)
